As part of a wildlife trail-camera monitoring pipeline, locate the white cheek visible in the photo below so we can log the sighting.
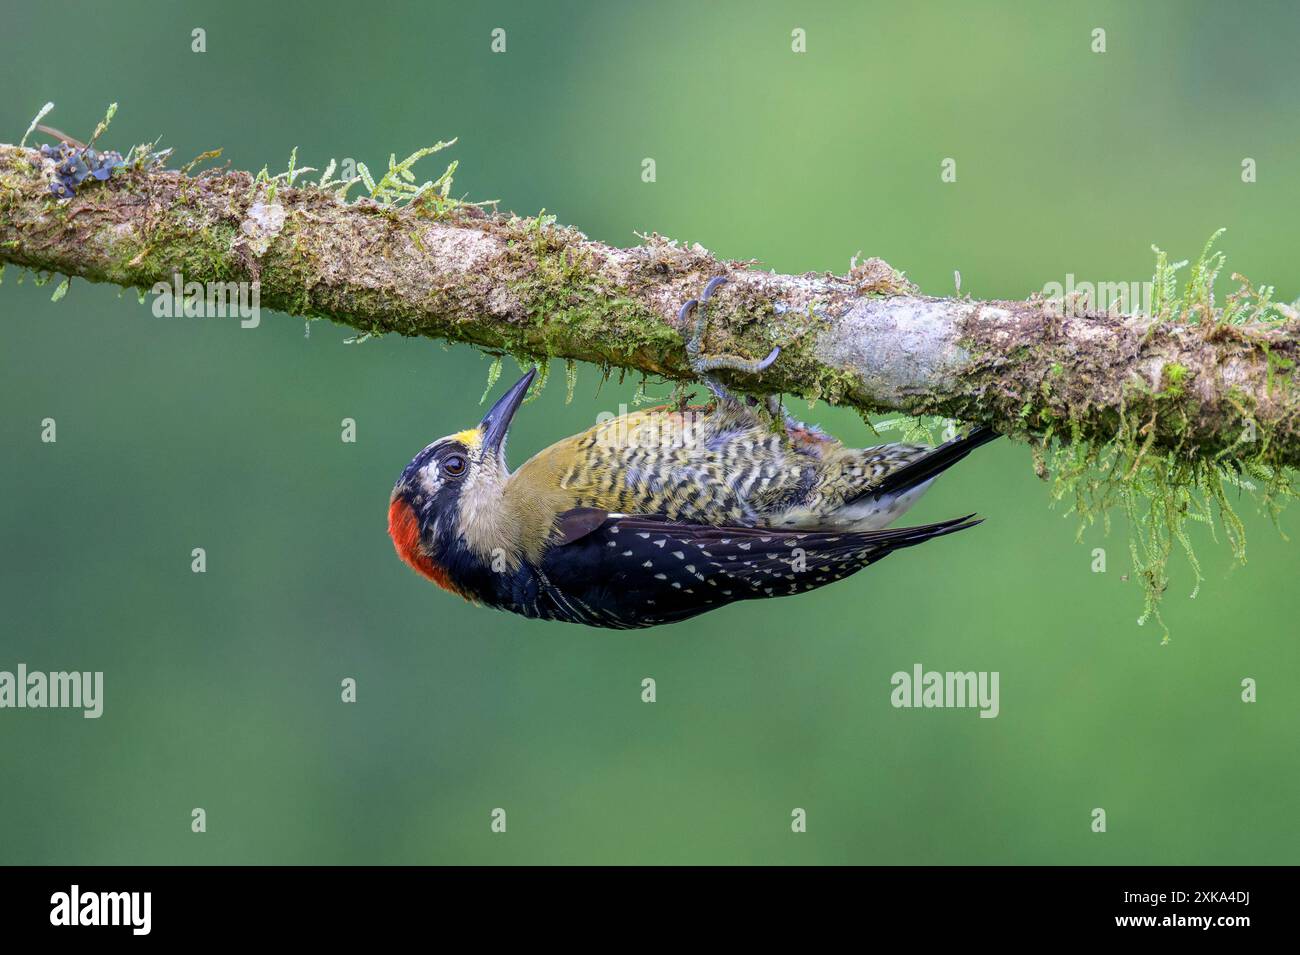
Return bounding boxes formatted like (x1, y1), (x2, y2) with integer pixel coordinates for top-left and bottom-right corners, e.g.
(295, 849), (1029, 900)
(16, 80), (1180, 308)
(419, 467), (444, 495)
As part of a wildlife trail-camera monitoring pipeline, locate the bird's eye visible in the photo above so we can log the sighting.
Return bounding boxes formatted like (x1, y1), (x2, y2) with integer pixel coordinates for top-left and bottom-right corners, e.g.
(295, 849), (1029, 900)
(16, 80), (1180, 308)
(441, 454), (467, 477)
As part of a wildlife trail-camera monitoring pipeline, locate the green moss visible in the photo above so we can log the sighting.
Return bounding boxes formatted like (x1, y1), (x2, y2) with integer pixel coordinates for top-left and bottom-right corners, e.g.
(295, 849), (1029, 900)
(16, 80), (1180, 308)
(938, 231), (1299, 640)
(497, 214), (681, 371)
(1162, 362), (1188, 397)
(1265, 345), (1295, 396)
(1037, 234), (1299, 641)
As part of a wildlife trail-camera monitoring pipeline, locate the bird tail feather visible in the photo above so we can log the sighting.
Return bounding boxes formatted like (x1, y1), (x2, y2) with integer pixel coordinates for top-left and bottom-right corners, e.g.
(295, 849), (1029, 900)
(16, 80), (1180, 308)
(852, 426), (999, 502)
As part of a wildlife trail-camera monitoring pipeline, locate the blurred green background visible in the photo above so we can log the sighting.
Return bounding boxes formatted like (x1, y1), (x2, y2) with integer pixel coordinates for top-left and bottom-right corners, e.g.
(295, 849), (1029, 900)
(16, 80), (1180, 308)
(2, 0), (1298, 865)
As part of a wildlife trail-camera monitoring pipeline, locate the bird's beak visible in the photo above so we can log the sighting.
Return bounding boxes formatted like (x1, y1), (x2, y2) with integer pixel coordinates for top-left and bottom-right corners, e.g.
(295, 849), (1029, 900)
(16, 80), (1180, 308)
(480, 367), (536, 458)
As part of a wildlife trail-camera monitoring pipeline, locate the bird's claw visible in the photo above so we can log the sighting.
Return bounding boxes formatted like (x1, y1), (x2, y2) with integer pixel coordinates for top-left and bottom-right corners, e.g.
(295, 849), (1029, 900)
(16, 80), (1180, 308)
(677, 276), (780, 399)
(700, 275), (728, 301)
(695, 345), (782, 375)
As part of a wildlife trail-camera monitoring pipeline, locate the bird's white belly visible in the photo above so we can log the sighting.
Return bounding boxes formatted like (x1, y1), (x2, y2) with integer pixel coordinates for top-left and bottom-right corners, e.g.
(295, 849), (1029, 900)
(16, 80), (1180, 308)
(761, 479), (937, 531)
(824, 479), (937, 531)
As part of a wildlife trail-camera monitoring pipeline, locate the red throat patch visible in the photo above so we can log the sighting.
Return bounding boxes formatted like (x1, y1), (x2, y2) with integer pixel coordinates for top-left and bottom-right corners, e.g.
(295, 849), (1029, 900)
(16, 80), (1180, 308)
(387, 497), (462, 596)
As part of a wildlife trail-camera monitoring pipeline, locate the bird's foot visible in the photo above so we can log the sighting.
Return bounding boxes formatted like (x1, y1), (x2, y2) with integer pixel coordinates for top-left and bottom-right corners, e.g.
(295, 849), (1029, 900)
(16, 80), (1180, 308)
(677, 276), (780, 400)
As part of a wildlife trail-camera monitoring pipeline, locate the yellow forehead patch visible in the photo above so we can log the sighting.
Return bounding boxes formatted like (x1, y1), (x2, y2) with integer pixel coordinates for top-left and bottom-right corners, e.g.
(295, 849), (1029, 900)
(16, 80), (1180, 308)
(451, 427), (483, 450)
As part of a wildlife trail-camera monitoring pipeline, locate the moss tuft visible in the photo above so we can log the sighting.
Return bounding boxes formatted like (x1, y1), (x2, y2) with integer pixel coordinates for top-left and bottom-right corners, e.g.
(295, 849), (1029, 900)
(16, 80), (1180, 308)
(1036, 233), (1297, 640)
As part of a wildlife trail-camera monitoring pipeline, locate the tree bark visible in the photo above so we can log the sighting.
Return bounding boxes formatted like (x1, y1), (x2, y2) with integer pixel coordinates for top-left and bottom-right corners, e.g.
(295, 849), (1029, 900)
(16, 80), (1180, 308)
(2, 142), (1298, 468)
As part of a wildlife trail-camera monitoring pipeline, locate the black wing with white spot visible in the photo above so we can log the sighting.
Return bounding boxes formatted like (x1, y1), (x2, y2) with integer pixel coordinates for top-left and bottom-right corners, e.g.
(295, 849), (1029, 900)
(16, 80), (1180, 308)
(534, 510), (982, 629)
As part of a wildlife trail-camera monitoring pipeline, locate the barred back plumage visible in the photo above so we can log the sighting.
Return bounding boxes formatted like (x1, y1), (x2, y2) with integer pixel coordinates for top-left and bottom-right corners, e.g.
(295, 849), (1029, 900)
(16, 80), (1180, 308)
(514, 396), (976, 532)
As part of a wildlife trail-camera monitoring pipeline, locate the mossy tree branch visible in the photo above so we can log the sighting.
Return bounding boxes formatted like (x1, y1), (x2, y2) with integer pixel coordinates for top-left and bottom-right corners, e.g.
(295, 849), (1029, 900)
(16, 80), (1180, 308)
(2, 141), (1299, 471)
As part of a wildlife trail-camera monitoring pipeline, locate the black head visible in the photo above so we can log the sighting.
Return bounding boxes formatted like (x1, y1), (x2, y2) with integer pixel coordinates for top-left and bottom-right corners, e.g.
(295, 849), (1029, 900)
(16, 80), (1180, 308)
(388, 368), (536, 582)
